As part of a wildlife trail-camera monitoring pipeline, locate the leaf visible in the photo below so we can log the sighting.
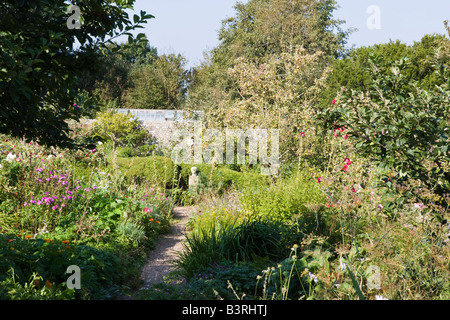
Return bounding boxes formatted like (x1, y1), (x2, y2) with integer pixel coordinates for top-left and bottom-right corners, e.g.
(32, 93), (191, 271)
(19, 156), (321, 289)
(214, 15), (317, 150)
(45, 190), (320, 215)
(346, 266), (366, 300)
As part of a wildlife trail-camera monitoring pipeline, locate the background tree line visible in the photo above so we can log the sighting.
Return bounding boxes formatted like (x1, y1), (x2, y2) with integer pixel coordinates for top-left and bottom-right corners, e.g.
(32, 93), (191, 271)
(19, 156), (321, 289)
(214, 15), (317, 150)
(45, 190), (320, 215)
(81, 37), (191, 110)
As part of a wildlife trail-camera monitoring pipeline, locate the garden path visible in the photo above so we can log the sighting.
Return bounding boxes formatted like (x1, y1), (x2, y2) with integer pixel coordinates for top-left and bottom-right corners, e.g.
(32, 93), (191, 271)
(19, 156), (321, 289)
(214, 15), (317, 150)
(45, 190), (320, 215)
(139, 206), (195, 285)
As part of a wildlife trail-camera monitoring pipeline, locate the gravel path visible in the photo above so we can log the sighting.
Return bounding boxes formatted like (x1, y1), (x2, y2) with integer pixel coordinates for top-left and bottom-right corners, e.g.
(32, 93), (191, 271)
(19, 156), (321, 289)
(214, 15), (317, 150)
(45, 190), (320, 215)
(139, 206), (195, 285)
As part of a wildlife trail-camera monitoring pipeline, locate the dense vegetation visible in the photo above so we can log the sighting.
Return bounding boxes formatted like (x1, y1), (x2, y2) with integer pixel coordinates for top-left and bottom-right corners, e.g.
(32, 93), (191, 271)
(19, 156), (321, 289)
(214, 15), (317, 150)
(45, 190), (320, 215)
(0, 0), (449, 300)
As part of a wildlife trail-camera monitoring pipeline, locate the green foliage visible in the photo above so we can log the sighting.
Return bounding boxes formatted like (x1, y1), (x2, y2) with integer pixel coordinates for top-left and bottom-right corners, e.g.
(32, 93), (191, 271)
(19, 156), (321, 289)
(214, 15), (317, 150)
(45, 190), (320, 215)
(179, 163), (270, 194)
(320, 35), (450, 111)
(124, 53), (190, 109)
(324, 55), (450, 198)
(239, 169), (325, 222)
(0, 0), (153, 147)
(116, 156), (179, 189)
(176, 219), (290, 279)
(89, 110), (154, 148)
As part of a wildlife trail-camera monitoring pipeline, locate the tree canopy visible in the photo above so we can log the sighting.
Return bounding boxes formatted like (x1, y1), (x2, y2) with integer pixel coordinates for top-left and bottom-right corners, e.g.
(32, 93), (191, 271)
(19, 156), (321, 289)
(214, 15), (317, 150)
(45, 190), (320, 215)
(0, 0), (153, 147)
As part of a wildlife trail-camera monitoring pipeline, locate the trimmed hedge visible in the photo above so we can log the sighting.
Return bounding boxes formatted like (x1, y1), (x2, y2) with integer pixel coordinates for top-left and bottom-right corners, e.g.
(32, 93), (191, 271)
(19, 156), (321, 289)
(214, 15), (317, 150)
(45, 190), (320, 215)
(115, 157), (270, 192)
(116, 156), (179, 189)
(179, 164), (270, 192)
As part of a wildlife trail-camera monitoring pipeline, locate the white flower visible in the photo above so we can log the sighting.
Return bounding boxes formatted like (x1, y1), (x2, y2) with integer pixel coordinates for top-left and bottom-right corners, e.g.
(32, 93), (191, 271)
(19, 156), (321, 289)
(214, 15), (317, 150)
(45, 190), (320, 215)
(308, 272), (318, 283)
(98, 141), (103, 145)
(375, 295), (388, 300)
(5, 153), (16, 162)
(47, 154), (54, 160)
(339, 262), (347, 271)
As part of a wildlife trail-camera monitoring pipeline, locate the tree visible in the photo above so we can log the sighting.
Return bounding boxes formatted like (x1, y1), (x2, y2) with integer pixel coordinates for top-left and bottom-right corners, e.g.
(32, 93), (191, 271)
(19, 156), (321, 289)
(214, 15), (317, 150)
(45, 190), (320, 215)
(186, 0), (350, 164)
(319, 34), (450, 109)
(80, 38), (159, 107)
(124, 53), (189, 109)
(0, 0), (153, 147)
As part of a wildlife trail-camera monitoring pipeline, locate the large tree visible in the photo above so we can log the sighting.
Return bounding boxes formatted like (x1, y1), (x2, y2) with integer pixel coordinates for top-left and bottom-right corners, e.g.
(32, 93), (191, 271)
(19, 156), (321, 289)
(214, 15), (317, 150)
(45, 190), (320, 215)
(0, 0), (153, 147)
(124, 53), (190, 109)
(186, 0), (351, 165)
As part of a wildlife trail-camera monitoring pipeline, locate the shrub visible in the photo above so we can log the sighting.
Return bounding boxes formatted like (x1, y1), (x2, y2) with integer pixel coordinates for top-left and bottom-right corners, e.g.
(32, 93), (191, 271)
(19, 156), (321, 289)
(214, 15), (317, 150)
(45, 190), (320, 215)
(323, 55), (449, 203)
(176, 219), (290, 279)
(116, 156), (179, 189)
(89, 110), (155, 148)
(178, 163), (270, 193)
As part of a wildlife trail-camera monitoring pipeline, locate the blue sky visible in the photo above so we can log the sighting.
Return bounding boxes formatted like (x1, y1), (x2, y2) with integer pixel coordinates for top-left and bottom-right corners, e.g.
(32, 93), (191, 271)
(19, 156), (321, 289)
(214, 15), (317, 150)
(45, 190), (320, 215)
(126, 0), (450, 68)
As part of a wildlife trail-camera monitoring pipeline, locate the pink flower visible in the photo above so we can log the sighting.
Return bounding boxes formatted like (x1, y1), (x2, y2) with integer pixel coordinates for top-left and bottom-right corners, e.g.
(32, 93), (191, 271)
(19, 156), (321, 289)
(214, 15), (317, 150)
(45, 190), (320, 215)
(344, 134), (348, 140)
(378, 204), (383, 212)
(318, 177), (322, 183)
(344, 158), (351, 165)
(300, 132), (305, 138)
(351, 188), (356, 193)
(144, 208), (151, 213)
(332, 99), (336, 105)
(342, 165), (349, 172)
(327, 203), (333, 208)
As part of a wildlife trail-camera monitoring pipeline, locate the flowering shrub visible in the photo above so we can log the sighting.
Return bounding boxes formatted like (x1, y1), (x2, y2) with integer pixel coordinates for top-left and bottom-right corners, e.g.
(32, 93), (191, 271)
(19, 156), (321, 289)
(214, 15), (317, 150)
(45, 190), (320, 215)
(324, 56), (449, 204)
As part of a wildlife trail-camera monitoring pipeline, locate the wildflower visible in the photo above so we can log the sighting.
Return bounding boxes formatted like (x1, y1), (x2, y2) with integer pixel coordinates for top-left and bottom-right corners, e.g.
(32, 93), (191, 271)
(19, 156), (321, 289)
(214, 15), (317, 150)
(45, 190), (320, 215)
(62, 240), (70, 244)
(45, 280), (52, 289)
(351, 188), (356, 193)
(149, 218), (153, 222)
(156, 221), (160, 224)
(344, 158), (351, 165)
(344, 134), (348, 140)
(144, 208), (151, 213)
(378, 204), (383, 212)
(25, 235), (32, 240)
(339, 262), (347, 271)
(342, 165), (349, 172)
(23, 202), (29, 206)
(328, 203), (333, 208)
(334, 283), (341, 289)
(413, 203), (425, 210)
(300, 132), (305, 138)
(44, 239), (51, 243)
(308, 272), (318, 283)
(375, 295), (388, 300)
(332, 99), (336, 105)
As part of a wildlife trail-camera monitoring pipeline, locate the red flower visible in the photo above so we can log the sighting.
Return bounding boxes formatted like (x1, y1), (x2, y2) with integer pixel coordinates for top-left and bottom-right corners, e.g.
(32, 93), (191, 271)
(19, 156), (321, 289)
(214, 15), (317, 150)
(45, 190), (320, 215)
(342, 165), (349, 172)
(344, 158), (351, 165)
(351, 188), (356, 193)
(338, 127), (345, 132)
(344, 134), (348, 140)
(327, 203), (333, 208)
(318, 177), (322, 183)
(332, 99), (336, 105)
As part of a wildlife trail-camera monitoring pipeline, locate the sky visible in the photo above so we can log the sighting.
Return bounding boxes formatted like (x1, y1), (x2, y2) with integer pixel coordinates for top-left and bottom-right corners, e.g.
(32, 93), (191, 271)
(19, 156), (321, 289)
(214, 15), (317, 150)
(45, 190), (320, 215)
(124, 0), (450, 69)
